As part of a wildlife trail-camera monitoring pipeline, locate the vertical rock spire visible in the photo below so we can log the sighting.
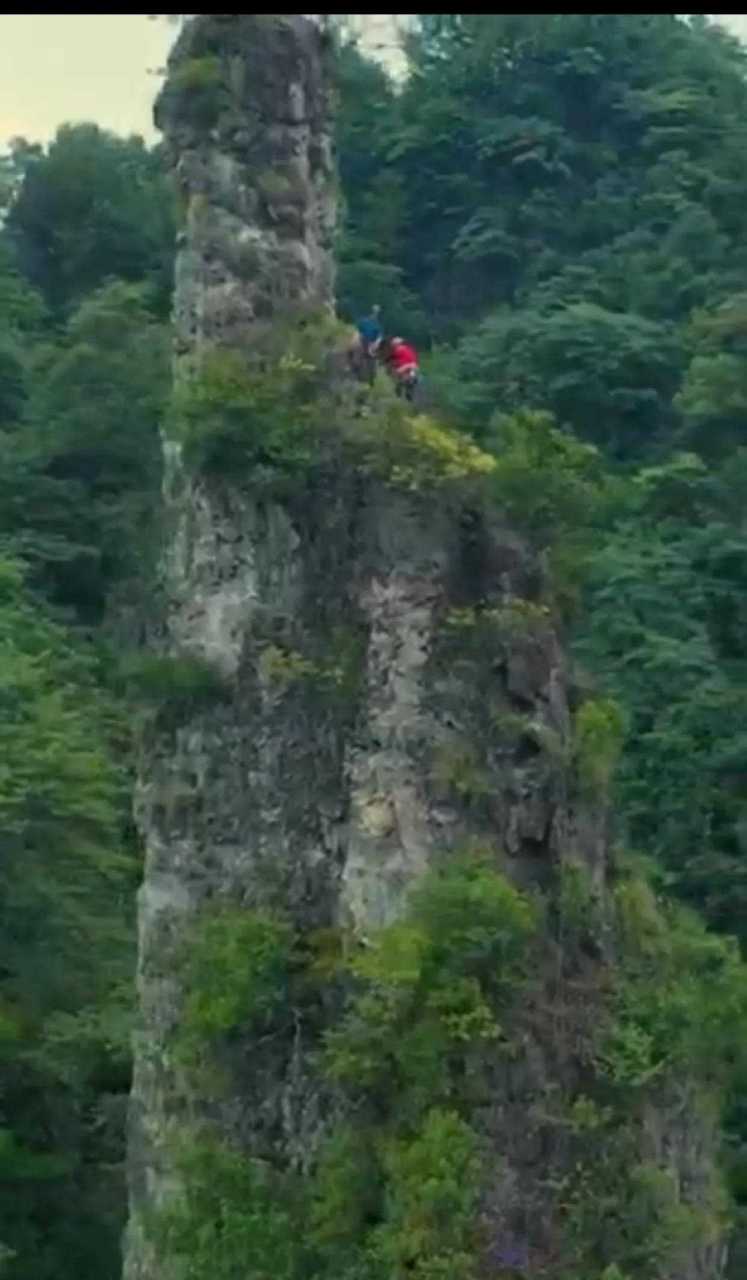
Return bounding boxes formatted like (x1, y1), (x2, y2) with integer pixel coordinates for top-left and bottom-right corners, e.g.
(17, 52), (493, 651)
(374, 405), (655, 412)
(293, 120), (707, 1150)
(154, 13), (335, 373)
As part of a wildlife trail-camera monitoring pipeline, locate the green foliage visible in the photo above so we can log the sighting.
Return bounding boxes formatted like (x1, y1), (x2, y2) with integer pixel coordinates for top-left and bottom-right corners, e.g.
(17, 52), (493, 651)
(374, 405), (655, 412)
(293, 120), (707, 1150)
(443, 601), (552, 654)
(564, 1148), (723, 1279)
(574, 698), (625, 799)
(171, 335), (499, 498)
(410, 856), (536, 984)
(0, 132), (167, 1277)
(480, 410), (607, 613)
(7, 123), (175, 314)
(576, 455), (747, 944)
(148, 859), (534, 1280)
(314, 856), (535, 1277)
(347, 390), (496, 493)
(556, 860), (602, 944)
(257, 637), (363, 702)
(371, 1109), (481, 1280)
(603, 875), (747, 1087)
(326, 857), (535, 1084)
(177, 908), (293, 1064)
(383, 413), (496, 492)
(168, 343), (329, 481)
(154, 1136), (298, 1280)
(672, 290), (747, 458)
(0, 558), (130, 984)
(367, 14), (747, 340)
(306, 852), (744, 1279)
(171, 55), (222, 94)
(0, 279), (168, 617)
(0, 139), (43, 222)
(332, 38), (430, 345)
(487, 410), (605, 540)
(0, 246), (46, 425)
(119, 652), (228, 721)
(338, 253), (429, 349)
(310, 1125), (381, 1257)
(168, 57), (225, 127)
(431, 742), (492, 808)
(621, 1163), (715, 1273)
(0, 556), (133, 1279)
(547, 869), (741, 1277)
(439, 304), (682, 457)
(338, 12), (747, 469)
(258, 643), (319, 689)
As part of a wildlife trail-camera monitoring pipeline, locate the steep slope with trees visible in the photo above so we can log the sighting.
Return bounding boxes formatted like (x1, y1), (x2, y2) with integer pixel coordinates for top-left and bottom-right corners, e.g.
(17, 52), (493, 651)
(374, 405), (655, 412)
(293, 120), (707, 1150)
(0, 126), (170, 1280)
(335, 12), (747, 950)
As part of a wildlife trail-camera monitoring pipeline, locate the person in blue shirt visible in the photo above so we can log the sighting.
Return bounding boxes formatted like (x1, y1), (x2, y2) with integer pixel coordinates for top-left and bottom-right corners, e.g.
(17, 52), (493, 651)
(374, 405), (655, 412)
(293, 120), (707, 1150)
(356, 304), (382, 356)
(348, 304), (382, 389)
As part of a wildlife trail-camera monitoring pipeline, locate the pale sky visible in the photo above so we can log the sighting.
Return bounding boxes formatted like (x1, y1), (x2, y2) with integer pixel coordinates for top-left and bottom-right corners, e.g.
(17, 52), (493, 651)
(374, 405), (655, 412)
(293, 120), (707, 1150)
(0, 15), (172, 146)
(1, 14), (746, 150)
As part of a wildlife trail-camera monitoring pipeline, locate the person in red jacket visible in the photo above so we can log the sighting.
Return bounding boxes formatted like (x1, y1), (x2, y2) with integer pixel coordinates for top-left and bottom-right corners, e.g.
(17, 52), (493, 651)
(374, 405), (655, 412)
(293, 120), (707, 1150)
(382, 336), (420, 403)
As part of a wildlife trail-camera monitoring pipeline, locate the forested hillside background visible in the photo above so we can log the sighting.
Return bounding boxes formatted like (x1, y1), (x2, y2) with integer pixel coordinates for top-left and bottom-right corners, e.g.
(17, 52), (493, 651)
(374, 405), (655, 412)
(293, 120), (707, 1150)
(3, 13), (747, 1278)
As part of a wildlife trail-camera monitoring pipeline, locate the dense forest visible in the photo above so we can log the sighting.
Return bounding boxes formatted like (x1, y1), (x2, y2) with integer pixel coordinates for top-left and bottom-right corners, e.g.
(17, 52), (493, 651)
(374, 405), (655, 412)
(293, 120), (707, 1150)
(3, 12), (747, 1278)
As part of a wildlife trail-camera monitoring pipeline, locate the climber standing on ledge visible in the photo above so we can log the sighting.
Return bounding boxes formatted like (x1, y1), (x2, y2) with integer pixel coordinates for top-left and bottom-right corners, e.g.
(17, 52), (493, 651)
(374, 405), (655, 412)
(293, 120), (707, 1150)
(382, 335), (420, 403)
(348, 304), (382, 387)
(356, 304), (382, 357)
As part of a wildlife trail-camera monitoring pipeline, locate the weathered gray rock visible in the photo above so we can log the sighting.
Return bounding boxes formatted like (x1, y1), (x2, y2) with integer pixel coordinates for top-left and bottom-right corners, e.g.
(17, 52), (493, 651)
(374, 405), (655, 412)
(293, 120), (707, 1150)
(155, 13), (335, 372)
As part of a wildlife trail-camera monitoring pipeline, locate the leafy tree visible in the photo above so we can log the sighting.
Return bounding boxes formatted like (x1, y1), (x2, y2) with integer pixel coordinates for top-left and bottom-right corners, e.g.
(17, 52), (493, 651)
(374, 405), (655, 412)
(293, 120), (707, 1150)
(0, 557), (133, 1280)
(332, 38), (428, 343)
(432, 302), (682, 456)
(677, 293), (747, 456)
(388, 14), (747, 334)
(577, 453), (747, 943)
(0, 280), (168, 617)
(6, 124), (175, 315)
(0, 138), (43, 221)
(0, 243), (47, 426)
(0, 128), (171, 1280)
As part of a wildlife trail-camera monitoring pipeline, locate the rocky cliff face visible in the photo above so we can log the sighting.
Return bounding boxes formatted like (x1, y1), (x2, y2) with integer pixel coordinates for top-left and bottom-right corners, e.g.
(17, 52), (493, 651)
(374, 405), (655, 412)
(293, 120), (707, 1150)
(125, 15), (726, 1280)
(154, 12), (335, 371)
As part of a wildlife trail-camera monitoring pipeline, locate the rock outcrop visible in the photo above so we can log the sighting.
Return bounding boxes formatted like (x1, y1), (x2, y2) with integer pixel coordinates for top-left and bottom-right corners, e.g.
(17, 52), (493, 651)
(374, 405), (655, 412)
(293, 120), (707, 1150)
(154, 12), (335, 371)
(125, 15), (727, 1280)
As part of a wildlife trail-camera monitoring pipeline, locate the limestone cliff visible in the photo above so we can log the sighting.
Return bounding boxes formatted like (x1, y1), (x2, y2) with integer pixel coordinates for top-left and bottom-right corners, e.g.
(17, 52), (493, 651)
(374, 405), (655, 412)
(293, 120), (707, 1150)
(125, 15), (728, 1279)
(155, 11), (335, 369)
